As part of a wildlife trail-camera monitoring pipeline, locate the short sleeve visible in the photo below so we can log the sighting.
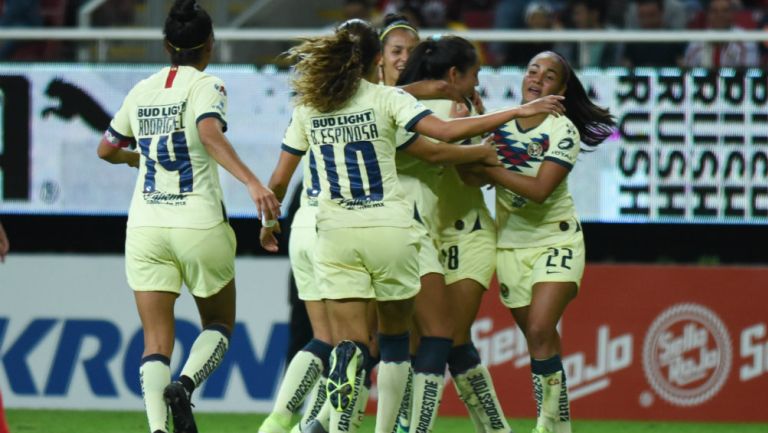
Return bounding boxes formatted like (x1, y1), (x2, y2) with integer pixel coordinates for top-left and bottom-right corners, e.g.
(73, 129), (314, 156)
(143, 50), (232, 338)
(192, 76), (228, 132)
(544, 118), (580, 170)
(281, 107), (309, 155)
(386, 87), (432, 133)
(104, 93), (134, 148)
(396, 129), (419, 150)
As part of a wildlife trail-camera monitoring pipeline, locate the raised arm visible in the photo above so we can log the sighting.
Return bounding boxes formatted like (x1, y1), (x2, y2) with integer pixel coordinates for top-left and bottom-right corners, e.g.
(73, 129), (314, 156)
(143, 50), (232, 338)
(198, 117), (281, 220)
(411, 95), (565, 143)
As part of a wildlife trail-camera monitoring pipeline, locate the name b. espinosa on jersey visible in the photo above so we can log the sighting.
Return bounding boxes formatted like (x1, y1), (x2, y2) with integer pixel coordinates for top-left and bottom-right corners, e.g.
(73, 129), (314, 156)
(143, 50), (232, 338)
(445, 265), (768, 421)
(309, 109), (378, 145)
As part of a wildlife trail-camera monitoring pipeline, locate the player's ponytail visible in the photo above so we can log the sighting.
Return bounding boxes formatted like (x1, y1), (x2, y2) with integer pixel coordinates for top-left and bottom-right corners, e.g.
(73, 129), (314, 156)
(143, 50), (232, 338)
(396, 35), (477, 86)
(287, 19), (380, 113)
(547, 51), (615, 148)
(163, 0), (213, 66)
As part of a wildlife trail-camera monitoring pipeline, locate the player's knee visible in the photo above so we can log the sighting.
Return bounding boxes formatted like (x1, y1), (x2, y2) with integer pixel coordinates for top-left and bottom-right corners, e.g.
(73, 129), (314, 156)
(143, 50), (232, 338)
(525, 322), (556, 350)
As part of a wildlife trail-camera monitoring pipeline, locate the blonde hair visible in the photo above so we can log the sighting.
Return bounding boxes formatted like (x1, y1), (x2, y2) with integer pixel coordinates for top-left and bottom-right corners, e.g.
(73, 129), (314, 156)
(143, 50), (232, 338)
(286, 21), (380, 113)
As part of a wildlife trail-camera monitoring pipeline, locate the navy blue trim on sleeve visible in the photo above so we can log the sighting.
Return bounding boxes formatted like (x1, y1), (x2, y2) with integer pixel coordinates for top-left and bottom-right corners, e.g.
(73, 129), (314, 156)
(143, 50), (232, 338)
(405, 109), (433, 132)
(544, 156), (574, 171)
(106, 125), (131, 141)
(281, 143), (307, 156)
(196, 112), (228, 132)
(397, 133), (420, 151)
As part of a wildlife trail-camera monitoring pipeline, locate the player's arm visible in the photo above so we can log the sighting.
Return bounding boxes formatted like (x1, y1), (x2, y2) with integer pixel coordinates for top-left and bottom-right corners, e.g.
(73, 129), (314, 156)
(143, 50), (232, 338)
(403, 135), (499, 166)
(456, 163), (493, 187)
(0, 221), (8, 263)
(400, 80), (464, 102)
(198, 117), (281, 220)
(411, 95), (565, 143)
(97, 138), (139, 167)
(260, 149), (303, 253)
(483, 161), (569, 204)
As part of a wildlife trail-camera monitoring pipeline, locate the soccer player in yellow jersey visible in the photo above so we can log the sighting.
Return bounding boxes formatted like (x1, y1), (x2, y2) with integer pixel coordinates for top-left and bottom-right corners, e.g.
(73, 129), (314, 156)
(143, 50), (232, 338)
(258, 149), (339, 433)
(378, 15), (419, 88)
(480, 52), (615, 433)
(259, 19), (476, 433)
(395, 36), (512, 433)
(97, 2), (280, 432)
(260, 19), (564, 433)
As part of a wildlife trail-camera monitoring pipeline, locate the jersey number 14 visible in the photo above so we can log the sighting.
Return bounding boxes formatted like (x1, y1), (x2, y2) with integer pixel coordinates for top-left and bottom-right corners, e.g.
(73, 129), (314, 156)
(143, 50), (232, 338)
(138, 131), (193, 194)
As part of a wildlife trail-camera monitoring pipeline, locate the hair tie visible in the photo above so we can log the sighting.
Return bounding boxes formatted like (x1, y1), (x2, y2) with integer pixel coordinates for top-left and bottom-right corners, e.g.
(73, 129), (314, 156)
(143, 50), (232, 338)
(379, 21), (417, 41)
(167, 40), (207, 51)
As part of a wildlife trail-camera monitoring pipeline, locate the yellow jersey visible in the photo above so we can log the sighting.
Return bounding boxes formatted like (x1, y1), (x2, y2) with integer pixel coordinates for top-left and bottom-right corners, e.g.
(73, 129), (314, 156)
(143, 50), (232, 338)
(495, 114), (582, 247)
(281, 80), (432, 230)
(291, 150), (320, 229)
(108, 65), (229, 229)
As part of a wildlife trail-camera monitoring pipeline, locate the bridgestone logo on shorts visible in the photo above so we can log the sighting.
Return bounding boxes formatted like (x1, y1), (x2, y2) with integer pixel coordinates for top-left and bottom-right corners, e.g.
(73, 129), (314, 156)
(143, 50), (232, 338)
(642, 303), (732, 407)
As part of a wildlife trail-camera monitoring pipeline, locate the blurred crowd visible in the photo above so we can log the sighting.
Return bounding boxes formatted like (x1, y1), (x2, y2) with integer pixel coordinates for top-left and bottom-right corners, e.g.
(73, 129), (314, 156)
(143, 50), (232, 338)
(366, 0), (768, 67)
(1, 0), (767, 67)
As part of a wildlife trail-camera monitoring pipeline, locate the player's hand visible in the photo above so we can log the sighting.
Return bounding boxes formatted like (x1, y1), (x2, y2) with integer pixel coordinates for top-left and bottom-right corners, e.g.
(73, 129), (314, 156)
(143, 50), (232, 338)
(437, 80), (465, 103)
(470, 90), (485, 115)
(518, 95), (565, 118)
(450, 100), (471, 119)
(127, 155), (140, 168)
(248, 181), (281, 222)
(260, 222), (282, 253)
(480, 136), (501, 167)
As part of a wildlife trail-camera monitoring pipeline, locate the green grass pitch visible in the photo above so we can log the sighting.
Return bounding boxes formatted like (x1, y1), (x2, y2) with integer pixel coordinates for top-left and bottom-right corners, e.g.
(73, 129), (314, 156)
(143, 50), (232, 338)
(6, 410), (768, 433)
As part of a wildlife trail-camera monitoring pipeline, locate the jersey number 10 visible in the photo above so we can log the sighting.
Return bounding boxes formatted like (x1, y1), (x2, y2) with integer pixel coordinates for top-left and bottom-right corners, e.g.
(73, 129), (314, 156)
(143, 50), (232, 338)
(317, 141), (384, 201)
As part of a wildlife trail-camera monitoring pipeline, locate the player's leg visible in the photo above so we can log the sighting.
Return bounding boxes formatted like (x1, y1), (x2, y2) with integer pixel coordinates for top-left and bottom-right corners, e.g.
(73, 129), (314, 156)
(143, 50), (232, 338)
(266, 225), (333, 433)
(442, 229), (510, 433)
(135, 291), (176, 433)
(376, 298), (416, 433)
(506, 240), (584, 433)
(447, 279), (512, 433)
(263, 301), (333, 433)
(168, 223), (237, 433)
(315, 228), (377, 433)
(297, 303), (335, 431)
(512, 282), (575, 433)
(410, 271), (453, 433)
(325, 299), (372, 433)
(127, 227), (181, 433)
(367, 226), (421, 433)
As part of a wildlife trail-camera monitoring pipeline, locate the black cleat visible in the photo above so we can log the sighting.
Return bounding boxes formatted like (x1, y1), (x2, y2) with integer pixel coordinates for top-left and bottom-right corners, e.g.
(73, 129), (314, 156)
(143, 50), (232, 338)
(303, 419), (329, 433)
(164, 381), (198, 433)
(326, 340), (362, 412)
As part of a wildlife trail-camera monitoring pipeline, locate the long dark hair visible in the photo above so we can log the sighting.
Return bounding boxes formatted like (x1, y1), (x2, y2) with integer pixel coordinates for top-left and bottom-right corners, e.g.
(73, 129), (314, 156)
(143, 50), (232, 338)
(545, 51), (614, 148)
(163, 0), (213, 66)
(286, 19), (380, 113)
(395, 36), (477, 86)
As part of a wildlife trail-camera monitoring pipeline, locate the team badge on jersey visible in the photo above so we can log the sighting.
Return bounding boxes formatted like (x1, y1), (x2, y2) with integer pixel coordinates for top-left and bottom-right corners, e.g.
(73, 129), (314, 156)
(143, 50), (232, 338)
(528, 141), (544, 158)
(494, 128), (549, 172)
